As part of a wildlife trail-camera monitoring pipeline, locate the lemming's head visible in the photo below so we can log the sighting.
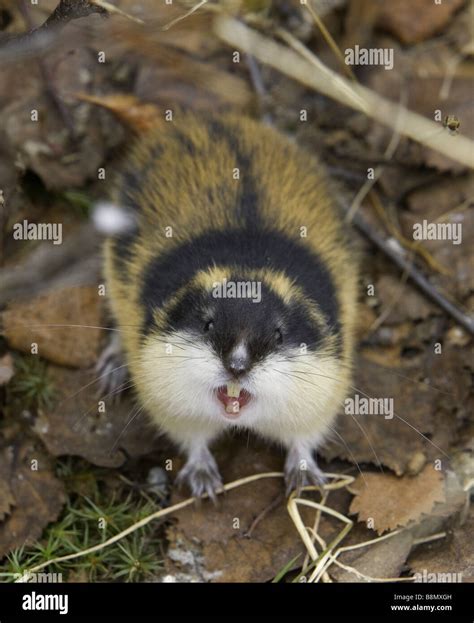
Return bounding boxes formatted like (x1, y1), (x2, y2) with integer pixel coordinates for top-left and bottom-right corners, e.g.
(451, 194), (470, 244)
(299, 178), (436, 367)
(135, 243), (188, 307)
(138, 267), (345, 434)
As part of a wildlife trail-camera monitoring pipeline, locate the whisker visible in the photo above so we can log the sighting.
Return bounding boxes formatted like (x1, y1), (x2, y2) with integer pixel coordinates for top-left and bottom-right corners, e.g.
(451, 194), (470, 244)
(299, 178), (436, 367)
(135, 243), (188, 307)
(276, 363), (451, 460)
(72, 380), (137, 432)
(274, 367), (384, 473)
(15, 323), (209, 354)
(141, 355), (208, 361)
(272, 368), (368, 485)
(342, 380), (451, 460)
(55, 363), (130, 409)
(279, 354), (454, 398)
(108, 394), (155, 454)
(23, 323), (148, 339)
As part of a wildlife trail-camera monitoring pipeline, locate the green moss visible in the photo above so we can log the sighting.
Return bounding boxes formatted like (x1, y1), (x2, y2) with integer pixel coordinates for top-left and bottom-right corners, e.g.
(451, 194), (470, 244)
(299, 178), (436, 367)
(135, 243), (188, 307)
(1, 458), (165, 583)
(7, 355), (55, 410)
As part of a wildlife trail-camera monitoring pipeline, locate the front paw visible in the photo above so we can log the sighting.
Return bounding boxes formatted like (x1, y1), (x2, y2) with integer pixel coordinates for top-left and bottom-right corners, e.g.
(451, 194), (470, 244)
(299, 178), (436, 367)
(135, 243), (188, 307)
(284, 452), (326, 496)
(176, 455), (224, 504)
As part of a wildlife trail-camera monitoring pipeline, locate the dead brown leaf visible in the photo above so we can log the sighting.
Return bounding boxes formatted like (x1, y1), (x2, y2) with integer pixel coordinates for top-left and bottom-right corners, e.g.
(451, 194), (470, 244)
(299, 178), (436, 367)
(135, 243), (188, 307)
(0, 440), (66, 557)
(0, 223), (101, 307)
(375, 275), (435, 324)
(74, 92), (163, 133)
(331, 529), (414, 582)
(2, 285), (103, 368)
(322, 334), (473, 476)
(377, 0), (465, 44)
(104, 4), (251, 110)
(33, 366), (163, 467)
(408, 505), (474, 582)
(349, 466), (446, 535)
(1, 46), (117, 190)
(167, 438), (314, 582)
(321, 353), (435, 475)
(366, 17), (473, 174)
(400, 177), (474, 298)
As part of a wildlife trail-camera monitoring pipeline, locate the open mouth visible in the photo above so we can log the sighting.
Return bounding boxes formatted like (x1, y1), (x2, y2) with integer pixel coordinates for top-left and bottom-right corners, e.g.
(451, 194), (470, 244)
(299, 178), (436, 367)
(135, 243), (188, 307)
(216, 382), (251, 419)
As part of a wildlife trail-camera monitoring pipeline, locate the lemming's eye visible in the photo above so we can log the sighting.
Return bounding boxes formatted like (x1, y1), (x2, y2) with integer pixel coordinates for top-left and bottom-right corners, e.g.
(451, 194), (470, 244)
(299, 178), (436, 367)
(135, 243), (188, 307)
(274, 328), (283, 344)
(204, 319), (214, 332)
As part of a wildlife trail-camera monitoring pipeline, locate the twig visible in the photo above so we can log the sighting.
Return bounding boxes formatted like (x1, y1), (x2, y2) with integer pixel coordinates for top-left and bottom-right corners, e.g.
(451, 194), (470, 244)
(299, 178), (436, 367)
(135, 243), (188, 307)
(304, 0), (355, 81)
(17, 472), (283, 578)
(413, 532), (446, 546)
(214, 17), (474, 169)
(18, 0), (76, 137)
(213, 17), (474, 334)
(288, 475), (355, 582)
(351, 212), (474, 335)
(161, 0), (208, 31)
(327, 557), (415, 583)
(89, 0), (144, 24)
(287, 482), (433, 583)
(344, 96), (406, 223)
(40, 0), (108, 29)
(315, 529), (415, 583)
(245, 53), (273, 126)
(298, 6), (448, 277)
(244, 493), (284, 538)
(368, 192), (449, 276)
(0, 0), (108, 62)
(216, 17), (474, 334)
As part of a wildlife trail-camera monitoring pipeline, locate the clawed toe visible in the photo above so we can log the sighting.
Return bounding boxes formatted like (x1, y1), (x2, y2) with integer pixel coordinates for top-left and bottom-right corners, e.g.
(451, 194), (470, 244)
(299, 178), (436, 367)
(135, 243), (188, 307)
(176, 460), (224, 505)
(284, 453), (326, 496)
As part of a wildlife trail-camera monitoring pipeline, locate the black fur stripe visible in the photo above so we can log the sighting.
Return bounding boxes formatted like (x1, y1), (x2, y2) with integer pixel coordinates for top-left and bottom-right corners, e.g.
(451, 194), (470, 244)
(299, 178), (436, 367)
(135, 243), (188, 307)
(111, 230), (138, 277)
(141, 228), (340, 337)
(165, 283), (323, 351)
(206, 119), (262, 228)
(117, 169), (141, 206)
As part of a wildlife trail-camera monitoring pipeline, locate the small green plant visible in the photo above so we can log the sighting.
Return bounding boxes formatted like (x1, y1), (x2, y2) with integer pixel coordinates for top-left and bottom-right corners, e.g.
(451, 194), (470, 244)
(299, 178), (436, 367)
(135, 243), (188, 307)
(61, 190), (93, 217)
(272, 553), (302, 583)
(7, 355), (55, 410)
(0, 458), (165, 583)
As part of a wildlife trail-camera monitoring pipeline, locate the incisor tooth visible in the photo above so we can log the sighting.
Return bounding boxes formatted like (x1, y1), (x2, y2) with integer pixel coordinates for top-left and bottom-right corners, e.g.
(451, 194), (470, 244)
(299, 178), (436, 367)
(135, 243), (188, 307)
(227, 382), (241, 398)
(226, 400), (240, 414)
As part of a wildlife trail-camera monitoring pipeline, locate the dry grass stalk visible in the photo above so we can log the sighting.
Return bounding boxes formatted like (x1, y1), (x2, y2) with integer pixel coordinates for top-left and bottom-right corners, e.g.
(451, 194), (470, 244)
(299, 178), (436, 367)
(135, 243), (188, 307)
(214, 17), (474, 169)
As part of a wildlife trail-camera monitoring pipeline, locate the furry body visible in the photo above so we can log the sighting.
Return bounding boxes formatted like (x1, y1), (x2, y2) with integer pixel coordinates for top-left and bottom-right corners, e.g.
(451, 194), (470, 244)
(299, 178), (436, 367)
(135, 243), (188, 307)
(103, 111), (358, 498)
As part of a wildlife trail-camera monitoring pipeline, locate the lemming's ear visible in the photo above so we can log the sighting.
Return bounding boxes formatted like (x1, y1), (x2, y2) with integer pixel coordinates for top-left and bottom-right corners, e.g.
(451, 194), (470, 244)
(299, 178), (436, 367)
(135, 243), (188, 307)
(92, 201), (137, 236)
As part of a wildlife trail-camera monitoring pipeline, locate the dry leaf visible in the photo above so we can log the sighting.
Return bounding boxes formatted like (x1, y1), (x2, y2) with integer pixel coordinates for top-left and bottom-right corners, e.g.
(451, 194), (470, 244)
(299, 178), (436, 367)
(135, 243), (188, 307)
(0, 223), (101, 307)
(349, 466), (446, 534)
(322, 340), (473, 476)
(33, 366), (164, 467)
(74, 92), (163, 133)
(321, 354), (435, 475)
(2, 47), (116, 190)
(408, 507), (474, 582)
(331, 530), (414, 582)
(2, 286), (103, 368)
(378, 0), (465, 44)
(167, 438), (312, 582)
(0, 440), (66, 557)
(375, 275), (434, 324)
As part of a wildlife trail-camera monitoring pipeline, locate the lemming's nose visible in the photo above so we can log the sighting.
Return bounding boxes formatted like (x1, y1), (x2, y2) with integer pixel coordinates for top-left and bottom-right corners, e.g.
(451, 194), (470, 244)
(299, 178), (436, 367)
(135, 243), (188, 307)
(225, 344), (251, 378)
(226, 359), (248, 378)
